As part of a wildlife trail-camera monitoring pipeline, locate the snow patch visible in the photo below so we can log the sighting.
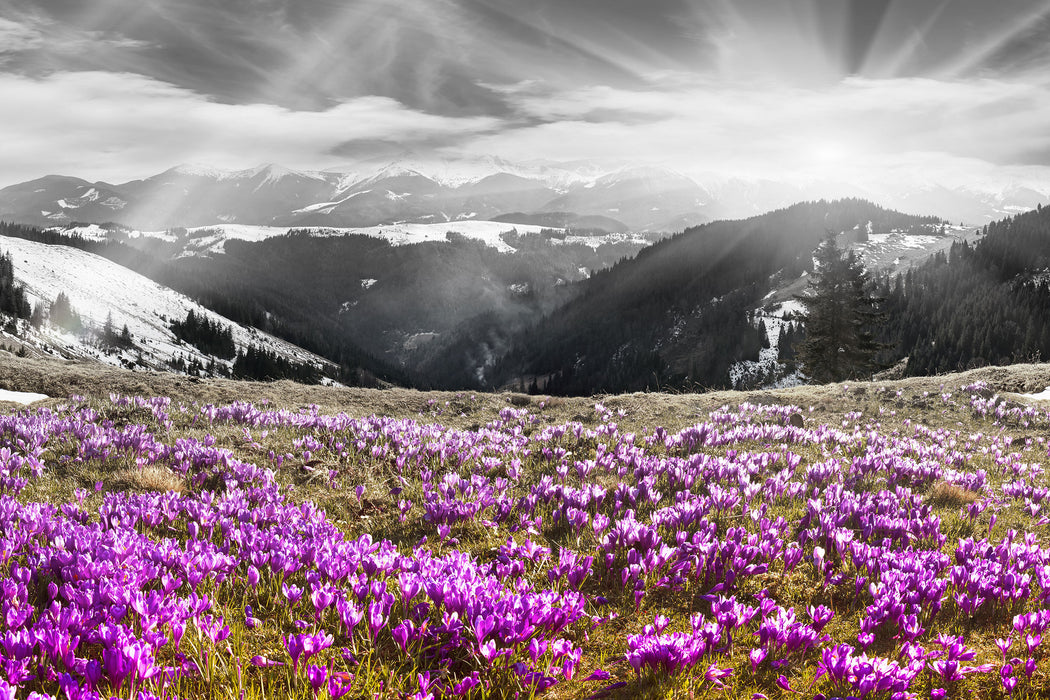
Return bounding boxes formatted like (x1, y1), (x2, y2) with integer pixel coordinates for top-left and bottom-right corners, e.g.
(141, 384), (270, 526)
(1020, 387), (1050, 401)
(0, 389), (48, 405)
(553, 232), (651, 251)
(777, 300), (806, 318)
(292, 190), (370, 215)
(132, 221), (568, 256)
(58, 225), (110, 241)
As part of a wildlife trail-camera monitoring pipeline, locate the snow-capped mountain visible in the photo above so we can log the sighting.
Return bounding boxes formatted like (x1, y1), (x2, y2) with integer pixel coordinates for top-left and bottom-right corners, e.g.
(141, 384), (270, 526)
(1, 157), (1048, 232)
(114, 164), (336, 230)
(0, 159), (710, 232)
(0, 235), (332, 377)
(0, 176), (130, 226)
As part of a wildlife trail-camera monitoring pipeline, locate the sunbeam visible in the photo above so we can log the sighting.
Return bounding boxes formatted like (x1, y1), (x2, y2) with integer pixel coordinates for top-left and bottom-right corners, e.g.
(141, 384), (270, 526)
(860, 0), (954, 78)
(932, 0), (1050, 78)
(1, 0), (1049, 203)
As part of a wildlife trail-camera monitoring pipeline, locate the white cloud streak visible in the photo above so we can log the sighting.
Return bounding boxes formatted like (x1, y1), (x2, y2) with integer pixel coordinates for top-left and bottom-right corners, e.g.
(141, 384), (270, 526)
(0, 71), (501, 185)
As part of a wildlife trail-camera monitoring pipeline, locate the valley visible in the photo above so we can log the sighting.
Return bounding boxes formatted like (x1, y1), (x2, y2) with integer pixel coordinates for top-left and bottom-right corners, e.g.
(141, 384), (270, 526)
(0, 192), (1031, 398)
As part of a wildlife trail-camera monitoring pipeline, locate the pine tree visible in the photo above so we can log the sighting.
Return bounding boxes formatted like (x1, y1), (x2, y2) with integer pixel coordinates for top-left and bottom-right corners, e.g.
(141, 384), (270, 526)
(50, 292), (81, 332)
(102, 311), (116, 346)
(797, 234), (885, 383)
(29, 303), (44, 330)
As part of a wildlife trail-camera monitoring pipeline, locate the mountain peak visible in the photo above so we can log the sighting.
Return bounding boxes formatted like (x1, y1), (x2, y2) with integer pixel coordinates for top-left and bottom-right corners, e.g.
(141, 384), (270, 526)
(244, 163), (326, 187)
(167, 163), (234, 179)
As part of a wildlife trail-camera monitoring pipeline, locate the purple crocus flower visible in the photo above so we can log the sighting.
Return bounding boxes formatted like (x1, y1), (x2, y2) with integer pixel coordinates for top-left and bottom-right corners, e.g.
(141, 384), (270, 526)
(306, 664), (327, 695)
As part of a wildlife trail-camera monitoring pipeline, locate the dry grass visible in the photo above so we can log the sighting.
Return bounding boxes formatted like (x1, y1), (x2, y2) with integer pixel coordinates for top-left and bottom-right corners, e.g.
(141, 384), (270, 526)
(108, 465), (187, 494)
(1, 350), (1050, 434)
(925, 480), (981, 509)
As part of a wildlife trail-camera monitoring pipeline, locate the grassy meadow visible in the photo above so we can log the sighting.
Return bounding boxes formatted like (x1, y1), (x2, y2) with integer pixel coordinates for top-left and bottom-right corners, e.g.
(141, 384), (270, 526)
(2, 353), (1050, 698)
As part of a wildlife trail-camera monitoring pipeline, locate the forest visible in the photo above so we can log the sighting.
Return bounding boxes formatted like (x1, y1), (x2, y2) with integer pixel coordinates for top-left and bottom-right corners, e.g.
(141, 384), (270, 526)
(495, 199), (943, 394)
(879, 205), (1050, 375)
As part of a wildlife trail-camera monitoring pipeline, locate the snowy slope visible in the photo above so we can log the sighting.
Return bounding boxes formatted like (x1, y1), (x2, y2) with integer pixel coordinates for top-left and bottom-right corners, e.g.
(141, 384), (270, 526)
(147, 221), (571, 256)
(729, 301), (804, 390)
(0, 235), (330, 374)
(850, 226), (980, 272)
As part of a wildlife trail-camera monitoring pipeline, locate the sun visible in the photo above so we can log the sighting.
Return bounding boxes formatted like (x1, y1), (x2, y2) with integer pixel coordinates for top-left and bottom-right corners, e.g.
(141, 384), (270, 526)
(809, 140), (850, 166)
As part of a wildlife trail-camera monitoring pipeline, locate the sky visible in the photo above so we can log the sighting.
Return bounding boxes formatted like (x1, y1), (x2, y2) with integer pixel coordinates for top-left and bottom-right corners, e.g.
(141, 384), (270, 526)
(2, 0), (1050, 189)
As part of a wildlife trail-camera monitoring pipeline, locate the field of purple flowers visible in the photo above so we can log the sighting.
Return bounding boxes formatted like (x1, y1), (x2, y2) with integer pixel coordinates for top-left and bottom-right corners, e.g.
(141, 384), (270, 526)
(2, 379), (1050, 698)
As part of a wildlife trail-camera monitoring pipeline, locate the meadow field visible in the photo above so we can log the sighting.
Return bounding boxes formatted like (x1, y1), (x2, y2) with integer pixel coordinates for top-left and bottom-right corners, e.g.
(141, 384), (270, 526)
(2, 354), (1050, 698)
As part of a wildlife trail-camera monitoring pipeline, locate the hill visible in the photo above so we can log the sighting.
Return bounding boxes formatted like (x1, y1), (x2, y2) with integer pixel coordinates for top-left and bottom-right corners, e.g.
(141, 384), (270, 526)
(0, 220), (654, 387)
(494, 199), (943, 394)
(879, 204), (1050, 376)
(0, 235), (345, 382)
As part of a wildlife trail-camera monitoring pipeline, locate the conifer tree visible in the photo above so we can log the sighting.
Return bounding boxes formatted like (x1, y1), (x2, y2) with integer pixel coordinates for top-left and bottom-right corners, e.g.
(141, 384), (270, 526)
(49, 292), (81, 332)
(102, 311), (116, 346)
(797, 234), (884, 383)
(29, 303), (44, 330)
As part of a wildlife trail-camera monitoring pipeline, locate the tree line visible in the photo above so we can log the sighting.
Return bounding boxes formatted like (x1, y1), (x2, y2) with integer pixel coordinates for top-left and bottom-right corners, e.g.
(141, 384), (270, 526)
(171, 310), (235, 359)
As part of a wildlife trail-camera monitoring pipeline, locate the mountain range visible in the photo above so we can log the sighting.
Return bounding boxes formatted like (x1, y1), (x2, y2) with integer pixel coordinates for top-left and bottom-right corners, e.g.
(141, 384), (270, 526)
(2, 156), (1048, 233)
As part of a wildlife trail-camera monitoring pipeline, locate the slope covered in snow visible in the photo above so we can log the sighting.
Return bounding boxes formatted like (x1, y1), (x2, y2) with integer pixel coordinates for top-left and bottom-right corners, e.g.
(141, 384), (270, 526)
(145, 221), (575, 256)
(0, 235), (329, 375)
(729, 301), (804, 390)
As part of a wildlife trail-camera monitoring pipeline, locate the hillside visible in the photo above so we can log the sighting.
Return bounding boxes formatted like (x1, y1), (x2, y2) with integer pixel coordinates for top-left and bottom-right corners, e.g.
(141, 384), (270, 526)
(112, 221), (660, 259)
(0, 236), (336, 379)
(1, 351), (1049, 430)
(1, 354), (1050, 698)
(0, 220), (654, 388)
(2, 199), (973, 394)
(879, 205), (1050, 376)
(495, 199), (943, 395)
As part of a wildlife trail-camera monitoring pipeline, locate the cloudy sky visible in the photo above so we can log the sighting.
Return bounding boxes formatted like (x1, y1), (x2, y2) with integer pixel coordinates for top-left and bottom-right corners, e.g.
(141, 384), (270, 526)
(2, 0), (1050, 188)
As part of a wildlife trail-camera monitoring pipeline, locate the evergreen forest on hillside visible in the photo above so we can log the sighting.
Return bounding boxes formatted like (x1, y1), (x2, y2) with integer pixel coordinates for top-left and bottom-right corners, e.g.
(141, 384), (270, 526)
(494, 199), (941, 394)
(879, 205), (1050, 375)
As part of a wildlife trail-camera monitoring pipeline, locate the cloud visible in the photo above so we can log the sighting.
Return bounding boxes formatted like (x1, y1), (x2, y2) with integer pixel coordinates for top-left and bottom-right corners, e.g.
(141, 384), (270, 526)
(0, 71), (502, 185)
(0, 17), (43, 54)
(1, 0), (718, 118)
(459, 73), (1050, 185)
(4, 0), (1050, 195)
